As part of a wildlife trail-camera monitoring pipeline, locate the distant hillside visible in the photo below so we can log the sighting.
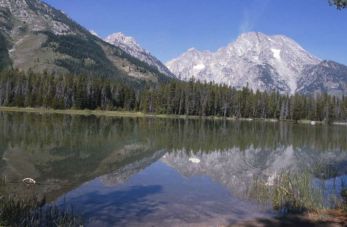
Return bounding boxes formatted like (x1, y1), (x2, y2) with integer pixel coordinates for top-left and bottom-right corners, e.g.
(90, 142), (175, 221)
(0, 0), (172, 85)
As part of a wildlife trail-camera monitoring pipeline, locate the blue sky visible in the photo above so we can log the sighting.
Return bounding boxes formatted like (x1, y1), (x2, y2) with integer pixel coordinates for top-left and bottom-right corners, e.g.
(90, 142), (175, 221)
(44, 0), (347, 64)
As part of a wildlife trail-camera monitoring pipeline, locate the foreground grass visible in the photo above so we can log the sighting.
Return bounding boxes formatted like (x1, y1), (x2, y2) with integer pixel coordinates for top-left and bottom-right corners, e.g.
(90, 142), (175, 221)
(246, 171), (347, 226)
(250, 171), (327, 214)
(0, 196), (81, 226)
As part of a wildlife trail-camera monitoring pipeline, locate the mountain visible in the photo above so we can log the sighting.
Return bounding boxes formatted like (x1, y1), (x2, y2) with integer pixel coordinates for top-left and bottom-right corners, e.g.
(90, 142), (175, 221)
(297, 61), (347, 96)
(0, 0), (171, 84)
(166, 32), (347, 95)
(105, 32), (175, 78)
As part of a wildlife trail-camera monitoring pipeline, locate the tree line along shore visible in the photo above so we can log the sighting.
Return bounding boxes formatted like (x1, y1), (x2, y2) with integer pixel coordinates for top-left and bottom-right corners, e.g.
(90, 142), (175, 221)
(1, 70), (347, 123)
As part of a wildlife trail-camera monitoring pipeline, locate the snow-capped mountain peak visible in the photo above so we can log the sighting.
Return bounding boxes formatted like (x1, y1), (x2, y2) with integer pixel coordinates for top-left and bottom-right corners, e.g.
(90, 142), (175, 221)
(167, 32), (327, 94)
(105, 32), (147, 54)
(105, 32), (175, 77)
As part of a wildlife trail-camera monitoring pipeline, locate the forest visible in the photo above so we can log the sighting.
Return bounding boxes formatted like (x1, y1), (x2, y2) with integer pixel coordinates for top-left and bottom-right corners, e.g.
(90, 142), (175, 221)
(0, 69), (347, 122)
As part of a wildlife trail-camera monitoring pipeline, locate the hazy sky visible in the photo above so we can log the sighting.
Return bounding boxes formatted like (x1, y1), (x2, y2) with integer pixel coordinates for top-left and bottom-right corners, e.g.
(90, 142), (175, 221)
(44, 0), (347, 64)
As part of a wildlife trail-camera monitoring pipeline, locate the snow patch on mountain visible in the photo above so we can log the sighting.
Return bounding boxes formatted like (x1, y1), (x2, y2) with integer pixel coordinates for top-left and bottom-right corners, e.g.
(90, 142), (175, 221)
(193, 63), (206, 71)
(271, 48), (281, 61)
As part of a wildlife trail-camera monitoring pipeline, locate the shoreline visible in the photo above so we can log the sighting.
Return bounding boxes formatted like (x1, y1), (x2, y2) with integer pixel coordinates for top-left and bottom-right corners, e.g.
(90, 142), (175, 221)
(234, 209), (347, 227)
(0, 106), (235, 120)
(0, 106), (345, 125)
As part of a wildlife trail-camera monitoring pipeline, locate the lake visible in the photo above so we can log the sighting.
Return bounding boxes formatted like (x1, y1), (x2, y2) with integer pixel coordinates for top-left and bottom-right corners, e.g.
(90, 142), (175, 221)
(0, 112), (347, 226)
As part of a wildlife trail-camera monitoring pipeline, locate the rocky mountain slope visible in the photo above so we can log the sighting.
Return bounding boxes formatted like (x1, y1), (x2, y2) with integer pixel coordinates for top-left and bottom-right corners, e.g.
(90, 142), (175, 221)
(105, 32), (175, 78)
(166, 32), (347, 95)
(0, 0), (171, 84)
(298, 61), (347, 96)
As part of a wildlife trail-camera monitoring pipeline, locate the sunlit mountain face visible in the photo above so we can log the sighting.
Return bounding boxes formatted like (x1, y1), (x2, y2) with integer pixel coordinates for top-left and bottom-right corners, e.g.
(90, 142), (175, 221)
(167, 32), (347, 95)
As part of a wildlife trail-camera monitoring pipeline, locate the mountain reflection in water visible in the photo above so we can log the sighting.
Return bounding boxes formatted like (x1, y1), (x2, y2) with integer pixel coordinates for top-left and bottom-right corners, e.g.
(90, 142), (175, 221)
(0, 112), (347, 226)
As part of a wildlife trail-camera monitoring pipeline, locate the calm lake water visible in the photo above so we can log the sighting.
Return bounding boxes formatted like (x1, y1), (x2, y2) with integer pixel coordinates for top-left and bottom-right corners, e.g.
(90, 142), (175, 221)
(1, 112), (347, 226)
